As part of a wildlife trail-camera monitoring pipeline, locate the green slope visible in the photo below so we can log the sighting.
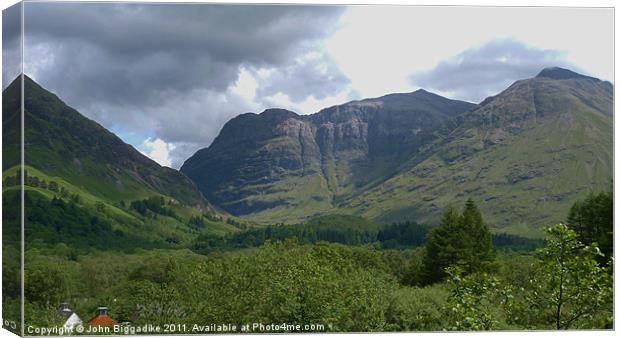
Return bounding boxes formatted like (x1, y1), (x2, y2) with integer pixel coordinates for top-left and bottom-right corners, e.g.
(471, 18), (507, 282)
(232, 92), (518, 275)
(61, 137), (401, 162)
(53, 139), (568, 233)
(339, 69), (613, 237)
(3, 75), (209, 207)
(183, 67), (612, 236)
(3, 164), (240, 250)
(2, 75), (242, 250)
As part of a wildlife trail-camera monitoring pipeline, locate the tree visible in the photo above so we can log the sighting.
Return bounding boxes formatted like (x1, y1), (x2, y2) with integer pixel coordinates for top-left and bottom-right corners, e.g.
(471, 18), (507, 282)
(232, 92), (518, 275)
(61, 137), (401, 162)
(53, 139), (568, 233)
(130, 281), (187, 325)
(48, 181), (59, 192)
(420, 199), (495, 284)
(461, 199), (495, 272)
(445, 267), (502, 330)
(60, 187), (70, 198)
(95, 201), (106, 212)
(24, 264), (68, 306)
(566, 191), (612, 260)
(505, 224), (612, 329)
(70, 193), (82, 204)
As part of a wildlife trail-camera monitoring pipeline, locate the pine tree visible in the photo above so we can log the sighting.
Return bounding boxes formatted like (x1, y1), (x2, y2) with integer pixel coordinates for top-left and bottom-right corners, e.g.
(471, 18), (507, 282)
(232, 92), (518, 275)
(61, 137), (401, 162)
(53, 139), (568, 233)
(566, 191), (613, 261)
(461, 198), (495, 273)
(420, 199), (495, 285)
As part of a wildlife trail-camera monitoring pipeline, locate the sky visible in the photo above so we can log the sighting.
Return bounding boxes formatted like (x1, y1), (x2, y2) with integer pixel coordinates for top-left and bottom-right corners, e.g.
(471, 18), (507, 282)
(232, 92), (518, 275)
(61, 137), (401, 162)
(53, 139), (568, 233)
(2, 3), (614, 168)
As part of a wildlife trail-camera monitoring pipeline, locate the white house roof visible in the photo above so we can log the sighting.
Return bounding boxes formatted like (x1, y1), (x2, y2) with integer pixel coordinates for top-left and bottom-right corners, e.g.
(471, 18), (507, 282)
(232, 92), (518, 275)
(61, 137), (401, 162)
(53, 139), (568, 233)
(63, 312), (83, 330)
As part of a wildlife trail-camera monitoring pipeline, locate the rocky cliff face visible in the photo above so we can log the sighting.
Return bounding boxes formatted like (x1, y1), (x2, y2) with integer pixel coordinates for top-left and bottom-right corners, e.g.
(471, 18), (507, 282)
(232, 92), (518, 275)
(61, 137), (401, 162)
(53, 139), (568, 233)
(339, 67), (613, 235)
(181, 90), (475, 220)
(181, 67), (613, 233)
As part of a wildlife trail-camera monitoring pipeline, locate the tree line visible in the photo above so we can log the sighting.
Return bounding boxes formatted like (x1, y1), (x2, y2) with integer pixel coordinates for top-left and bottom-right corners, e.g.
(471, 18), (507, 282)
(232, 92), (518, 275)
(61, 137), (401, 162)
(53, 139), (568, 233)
(191, 212), (541, 255)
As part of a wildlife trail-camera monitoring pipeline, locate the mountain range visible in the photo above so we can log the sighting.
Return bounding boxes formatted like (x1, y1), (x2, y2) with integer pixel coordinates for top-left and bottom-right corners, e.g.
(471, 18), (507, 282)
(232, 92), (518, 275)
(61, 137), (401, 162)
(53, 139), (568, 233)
(181, 67), (613, 237)
(2, 67), (612, 239)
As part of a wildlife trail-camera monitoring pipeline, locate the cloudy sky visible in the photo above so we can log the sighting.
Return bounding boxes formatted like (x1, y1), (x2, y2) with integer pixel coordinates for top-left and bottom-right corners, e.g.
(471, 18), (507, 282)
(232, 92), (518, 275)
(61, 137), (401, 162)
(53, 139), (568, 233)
(2, 3), (613, 168)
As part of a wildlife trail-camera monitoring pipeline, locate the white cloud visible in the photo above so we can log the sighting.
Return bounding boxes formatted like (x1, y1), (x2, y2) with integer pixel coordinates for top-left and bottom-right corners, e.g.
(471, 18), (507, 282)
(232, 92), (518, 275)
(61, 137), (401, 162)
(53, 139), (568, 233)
(139, 138), (176, 167)
(410, 39), (575, 102)
(231, 66), (258, 101)
(324, 6), (613, 99)
(262, 86), (356, 114)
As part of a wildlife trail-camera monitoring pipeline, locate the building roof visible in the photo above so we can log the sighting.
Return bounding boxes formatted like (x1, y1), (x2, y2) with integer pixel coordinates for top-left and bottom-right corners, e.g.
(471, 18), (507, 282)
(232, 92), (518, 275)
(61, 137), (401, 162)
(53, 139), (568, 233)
(63, 313), (83, 330)
(88, 314), (117, 327)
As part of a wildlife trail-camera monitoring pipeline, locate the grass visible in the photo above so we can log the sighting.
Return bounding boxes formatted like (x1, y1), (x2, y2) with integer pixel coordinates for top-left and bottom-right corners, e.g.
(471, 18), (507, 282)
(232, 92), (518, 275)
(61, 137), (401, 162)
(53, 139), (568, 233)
(4, 164), (240, 248)
(330, 88), (612, 237)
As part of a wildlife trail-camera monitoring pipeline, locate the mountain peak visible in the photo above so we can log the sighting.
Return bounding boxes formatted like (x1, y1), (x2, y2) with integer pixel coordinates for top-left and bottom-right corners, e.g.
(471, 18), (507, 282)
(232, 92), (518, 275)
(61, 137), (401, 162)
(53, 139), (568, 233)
(535, 67), (598, 81)
(3, 74), (210, 207)
(259, 108), (300, 120)
(6, 73), (37, 90)
(413, 88), (431, 94)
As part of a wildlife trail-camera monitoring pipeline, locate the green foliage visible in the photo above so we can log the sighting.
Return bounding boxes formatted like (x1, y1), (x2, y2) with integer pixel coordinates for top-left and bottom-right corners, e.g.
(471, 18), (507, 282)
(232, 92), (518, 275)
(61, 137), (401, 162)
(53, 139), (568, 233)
(130, 196), (177, 218)
(504, 224), (613, 329)
(377, 221), (431, 248)
(492, 233), (543, 252)
(192, 215), (384, 253)
(24, 261), (69, 306)
(188, 215), (206, 228)
(22, 190), (158, 251)
(385, 286), (449, 331)
(496, 253), (536, 290)
(24, 302), (66, 328)
(95, 201), (106, 212)
(567, 191), (613, 260)
(184, 240), (396, 331)
(420, 199), (496, 285)
(13, 227), (614, 332)
(130, 281), (187, 325)
(445, 267), (503, 330)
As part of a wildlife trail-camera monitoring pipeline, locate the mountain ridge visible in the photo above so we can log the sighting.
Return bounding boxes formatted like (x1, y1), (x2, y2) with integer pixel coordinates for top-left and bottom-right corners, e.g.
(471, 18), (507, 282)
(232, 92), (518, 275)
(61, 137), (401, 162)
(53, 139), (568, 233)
(181, 67), (612, 235)
(181, 85), (477, 221)
(3, 74), (212, 208)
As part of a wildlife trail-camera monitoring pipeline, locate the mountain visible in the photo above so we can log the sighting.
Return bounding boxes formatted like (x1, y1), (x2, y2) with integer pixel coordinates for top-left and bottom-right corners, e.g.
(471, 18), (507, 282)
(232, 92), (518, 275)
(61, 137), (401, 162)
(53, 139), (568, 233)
(182, 67), (613, 236)
(3, 75), (208, 208)
(339, 67), (613, 236)
(2, 75), (247, 250)
(181, 89), (476, 223)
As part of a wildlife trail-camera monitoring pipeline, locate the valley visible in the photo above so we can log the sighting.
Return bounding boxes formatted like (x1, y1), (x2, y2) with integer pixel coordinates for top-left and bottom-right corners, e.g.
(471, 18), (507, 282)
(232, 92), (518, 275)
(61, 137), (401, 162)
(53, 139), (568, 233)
(1, 67), (613, 333)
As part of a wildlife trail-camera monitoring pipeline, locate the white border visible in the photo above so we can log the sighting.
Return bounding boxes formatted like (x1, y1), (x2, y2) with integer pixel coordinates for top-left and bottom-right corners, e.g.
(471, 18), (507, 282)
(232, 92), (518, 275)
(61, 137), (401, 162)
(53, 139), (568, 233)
(0, 1), (616, 338)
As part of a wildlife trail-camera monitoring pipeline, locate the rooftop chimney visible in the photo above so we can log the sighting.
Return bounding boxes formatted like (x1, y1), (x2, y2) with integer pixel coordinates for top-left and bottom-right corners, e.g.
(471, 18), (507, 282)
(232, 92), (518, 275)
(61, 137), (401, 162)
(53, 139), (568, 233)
(58, 302), (72, 318)
(97, 307), (108, 316)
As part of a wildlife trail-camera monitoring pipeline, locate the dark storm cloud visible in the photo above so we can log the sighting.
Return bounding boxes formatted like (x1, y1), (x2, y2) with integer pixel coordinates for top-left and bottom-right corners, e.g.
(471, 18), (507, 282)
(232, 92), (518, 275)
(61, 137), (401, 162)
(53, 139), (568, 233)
(22, 2), (347, 167)
(3, 2), (21, 88)
(410, 39), (577, 103)
(25, 3), (345, 97)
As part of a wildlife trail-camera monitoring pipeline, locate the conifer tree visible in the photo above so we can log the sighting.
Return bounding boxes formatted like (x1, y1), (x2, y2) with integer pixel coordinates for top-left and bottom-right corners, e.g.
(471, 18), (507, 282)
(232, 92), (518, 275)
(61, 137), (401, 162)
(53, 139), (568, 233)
(420, 199), (494, 285)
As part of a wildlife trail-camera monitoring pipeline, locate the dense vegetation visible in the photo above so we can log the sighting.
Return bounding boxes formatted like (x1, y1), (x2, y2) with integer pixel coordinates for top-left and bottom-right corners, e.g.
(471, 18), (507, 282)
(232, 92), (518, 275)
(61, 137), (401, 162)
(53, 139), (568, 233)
(567, 191), (613, 260)
(5, 192), (610, 333)
(419, 199), (496, 285)
(130, 196), (177, 218)
(192, 214), (540, 255)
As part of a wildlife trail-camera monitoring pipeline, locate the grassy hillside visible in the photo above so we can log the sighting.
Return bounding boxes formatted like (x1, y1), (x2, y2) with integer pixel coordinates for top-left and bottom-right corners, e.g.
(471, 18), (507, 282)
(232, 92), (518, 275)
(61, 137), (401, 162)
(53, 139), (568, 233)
(3, 165), (240, 250)
(339, 74), (612, 237)
(228, 70), (612, 237)
(3, 75), (210, 208)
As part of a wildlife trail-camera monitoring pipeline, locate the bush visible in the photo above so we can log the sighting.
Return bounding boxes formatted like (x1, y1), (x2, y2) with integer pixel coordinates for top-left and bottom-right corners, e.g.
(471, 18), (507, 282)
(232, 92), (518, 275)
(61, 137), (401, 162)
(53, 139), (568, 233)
(385, 286), (449, 331)
(183, 240), (397, 331)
